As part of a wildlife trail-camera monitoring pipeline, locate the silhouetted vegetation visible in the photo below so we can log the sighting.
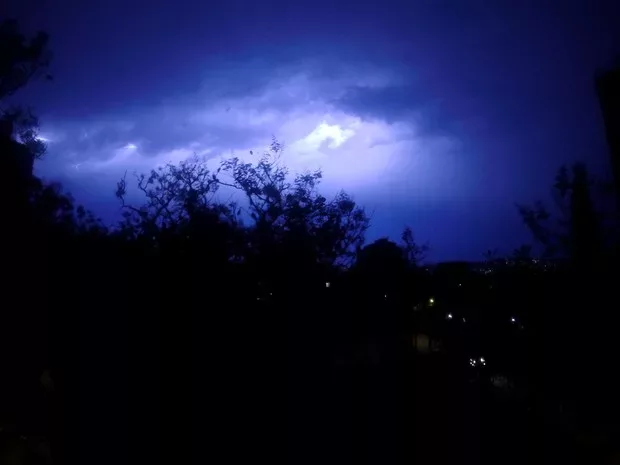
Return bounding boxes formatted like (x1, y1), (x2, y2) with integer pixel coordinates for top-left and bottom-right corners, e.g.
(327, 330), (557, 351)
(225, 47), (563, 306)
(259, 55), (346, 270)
(2, 20), (620, 465)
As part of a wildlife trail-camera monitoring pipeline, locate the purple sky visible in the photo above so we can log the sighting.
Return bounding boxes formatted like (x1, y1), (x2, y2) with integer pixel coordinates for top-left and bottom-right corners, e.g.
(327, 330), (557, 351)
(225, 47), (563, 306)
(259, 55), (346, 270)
(5, 0), (620, 260)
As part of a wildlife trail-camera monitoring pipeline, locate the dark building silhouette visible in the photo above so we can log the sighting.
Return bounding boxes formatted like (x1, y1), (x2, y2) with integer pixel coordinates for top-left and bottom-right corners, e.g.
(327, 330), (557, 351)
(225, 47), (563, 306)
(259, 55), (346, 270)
(595, 64), (620, 208)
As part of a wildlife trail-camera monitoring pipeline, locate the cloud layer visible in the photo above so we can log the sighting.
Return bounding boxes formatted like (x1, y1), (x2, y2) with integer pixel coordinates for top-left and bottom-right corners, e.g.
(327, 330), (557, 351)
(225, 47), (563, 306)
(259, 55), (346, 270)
(36, 59), (466, 237)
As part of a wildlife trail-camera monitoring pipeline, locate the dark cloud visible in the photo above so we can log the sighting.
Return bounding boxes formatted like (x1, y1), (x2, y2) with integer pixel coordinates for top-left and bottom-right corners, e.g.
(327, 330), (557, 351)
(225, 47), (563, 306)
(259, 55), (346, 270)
(334, 84), (458, 141)
(336, 85), (424, 123)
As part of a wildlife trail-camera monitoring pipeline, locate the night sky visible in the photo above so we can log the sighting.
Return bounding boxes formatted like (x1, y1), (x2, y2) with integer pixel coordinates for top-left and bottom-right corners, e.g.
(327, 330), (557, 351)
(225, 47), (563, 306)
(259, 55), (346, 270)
(5, 0), (620, 261)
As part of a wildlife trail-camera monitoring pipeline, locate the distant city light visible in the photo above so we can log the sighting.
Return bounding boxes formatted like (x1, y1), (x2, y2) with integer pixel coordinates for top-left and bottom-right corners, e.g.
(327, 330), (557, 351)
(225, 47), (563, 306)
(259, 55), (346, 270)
(510, 317), (516, 323)
(480, 357), (485, 363)
(447, 313), (453, 320)
(325, 282), (331, 288)
(458, 283), (462, 287)
(462, 317), (466, 323)
(429, 297), (434, 305)
(469, 358), (477, 367)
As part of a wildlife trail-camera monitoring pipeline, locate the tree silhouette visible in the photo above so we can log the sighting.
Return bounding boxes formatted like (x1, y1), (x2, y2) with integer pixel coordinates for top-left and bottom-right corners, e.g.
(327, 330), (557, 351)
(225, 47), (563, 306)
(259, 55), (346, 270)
(114, 155), (247, 274)
(401, 226), (429, 266)
(1, 19), (52, 207)
(517, 162), (602, 266)
(0, 19), (52, 101)
(1, 106), (46, 161)
(30, 178), (106, 236)
(219, 138), (369, 270)
(357, 238), (408, 274)
(116, 155), (225, 234)
(353, 237), (412, 301)
(113, 140), (369, 288)
(511, 244), (533, 265)
(0, 19), (52, 167)
(0, 25), (79, 460)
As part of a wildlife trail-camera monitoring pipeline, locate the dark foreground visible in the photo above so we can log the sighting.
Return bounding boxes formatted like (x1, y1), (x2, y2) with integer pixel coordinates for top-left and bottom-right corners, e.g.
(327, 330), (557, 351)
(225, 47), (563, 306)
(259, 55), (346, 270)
(2, 297), (619, 465)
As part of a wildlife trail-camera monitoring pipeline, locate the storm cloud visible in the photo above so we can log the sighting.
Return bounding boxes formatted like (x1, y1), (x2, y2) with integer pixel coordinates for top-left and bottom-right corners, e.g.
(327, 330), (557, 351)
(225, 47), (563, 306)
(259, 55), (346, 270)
(7, 0), (619, 259)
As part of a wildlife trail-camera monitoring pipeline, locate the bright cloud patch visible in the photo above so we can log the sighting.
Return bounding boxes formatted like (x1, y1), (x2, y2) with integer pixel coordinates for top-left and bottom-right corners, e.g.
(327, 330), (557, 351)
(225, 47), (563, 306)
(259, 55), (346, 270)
(293, 121), (355, 152)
